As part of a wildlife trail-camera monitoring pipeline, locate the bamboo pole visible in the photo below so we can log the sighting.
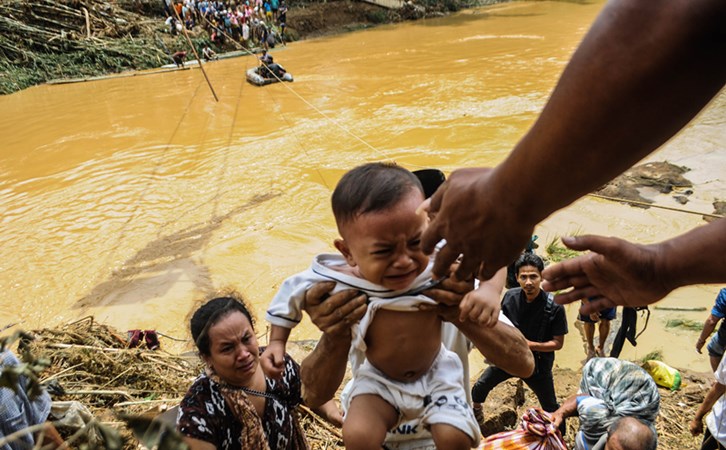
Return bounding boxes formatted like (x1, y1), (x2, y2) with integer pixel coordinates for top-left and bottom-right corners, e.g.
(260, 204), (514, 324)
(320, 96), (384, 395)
(171, 6), (218, 102)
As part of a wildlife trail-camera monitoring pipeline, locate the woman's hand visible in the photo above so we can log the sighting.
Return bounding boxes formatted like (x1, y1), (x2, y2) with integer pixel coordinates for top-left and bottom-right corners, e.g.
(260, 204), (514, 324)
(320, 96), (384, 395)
(303, 282), (367, 337)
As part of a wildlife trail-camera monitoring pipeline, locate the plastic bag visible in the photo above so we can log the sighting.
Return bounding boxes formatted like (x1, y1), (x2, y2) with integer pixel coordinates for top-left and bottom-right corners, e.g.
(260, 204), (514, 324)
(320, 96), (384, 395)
(478, 408), (568, 450)
(642, 360), (681, 390)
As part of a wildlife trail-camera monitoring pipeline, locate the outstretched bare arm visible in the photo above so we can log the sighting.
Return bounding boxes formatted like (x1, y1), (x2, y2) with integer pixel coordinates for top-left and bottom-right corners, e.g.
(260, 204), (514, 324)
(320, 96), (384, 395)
(542, 219), (726, 313)
(422, 0), (726, 280)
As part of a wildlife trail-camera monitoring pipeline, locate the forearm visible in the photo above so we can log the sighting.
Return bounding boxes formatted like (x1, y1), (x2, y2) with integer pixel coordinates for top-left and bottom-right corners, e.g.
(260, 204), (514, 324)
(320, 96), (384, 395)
(269, 325), (291, 343)
(695, 382), (726, 421)
(698, 317), (719, 346)
(554, 394), (579, 420)
(300, 332), (351, 408)
(458, 320), (534, 378)
(659, 219), (726, 291)
(528, 339), (563, 353)
(489, 0), (726, 226)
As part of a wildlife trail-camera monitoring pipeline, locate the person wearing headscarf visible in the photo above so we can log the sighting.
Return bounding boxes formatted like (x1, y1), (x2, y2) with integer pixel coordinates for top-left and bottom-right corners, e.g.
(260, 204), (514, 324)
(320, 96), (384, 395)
(551, 357), (659, 450)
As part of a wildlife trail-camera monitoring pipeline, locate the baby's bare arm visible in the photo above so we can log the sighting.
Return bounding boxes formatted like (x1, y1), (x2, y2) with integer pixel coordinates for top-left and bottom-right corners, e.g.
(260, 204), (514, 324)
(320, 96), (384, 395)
(459, 267), (505, 326)
(260, 325), (291, 379)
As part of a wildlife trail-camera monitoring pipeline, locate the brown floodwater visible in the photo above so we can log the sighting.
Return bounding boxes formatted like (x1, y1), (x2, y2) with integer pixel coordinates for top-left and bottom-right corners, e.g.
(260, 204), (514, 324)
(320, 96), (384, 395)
(1, 0), (724, 375)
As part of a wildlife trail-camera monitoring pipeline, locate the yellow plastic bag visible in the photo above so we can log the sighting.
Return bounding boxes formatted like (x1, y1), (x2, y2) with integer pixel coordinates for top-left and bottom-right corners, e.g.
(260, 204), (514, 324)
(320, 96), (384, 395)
(642, 360), (681, 390)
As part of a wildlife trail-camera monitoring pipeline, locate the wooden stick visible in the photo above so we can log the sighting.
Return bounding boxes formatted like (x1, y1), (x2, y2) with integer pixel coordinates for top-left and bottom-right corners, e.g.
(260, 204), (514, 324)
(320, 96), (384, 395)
(46, 343), (124, 352)
(0, 424), (47, 448)
(114, 398), (183, 407)
(82, 7), (91, 38)
(40, 363), (83, 383)
(172, 7), (218, 102)
(654, 306), (707, 312)
(298, 405), (343, 439)
(64, 389), (133, 399)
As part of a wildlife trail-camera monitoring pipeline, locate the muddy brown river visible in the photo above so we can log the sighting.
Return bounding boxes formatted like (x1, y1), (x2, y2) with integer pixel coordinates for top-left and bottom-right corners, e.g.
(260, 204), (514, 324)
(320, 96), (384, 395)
(1, 0), (724, 374)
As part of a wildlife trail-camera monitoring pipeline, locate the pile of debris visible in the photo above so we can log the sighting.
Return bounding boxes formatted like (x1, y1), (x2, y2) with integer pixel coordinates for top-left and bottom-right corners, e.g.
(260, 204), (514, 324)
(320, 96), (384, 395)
(7, 317), (344, 449)
(4, 316), (712, 449)
(0, 0), (188, 94)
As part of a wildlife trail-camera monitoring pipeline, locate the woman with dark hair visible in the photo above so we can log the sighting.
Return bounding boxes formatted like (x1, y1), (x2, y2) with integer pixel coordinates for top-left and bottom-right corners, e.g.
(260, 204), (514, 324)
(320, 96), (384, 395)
(177, 293), (341, 450)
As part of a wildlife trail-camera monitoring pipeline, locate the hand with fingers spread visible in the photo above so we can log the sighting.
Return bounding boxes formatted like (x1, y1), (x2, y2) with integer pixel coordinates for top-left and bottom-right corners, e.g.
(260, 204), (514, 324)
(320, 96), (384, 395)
(541, 235), (670, 315)
(420, 167), (535, 282)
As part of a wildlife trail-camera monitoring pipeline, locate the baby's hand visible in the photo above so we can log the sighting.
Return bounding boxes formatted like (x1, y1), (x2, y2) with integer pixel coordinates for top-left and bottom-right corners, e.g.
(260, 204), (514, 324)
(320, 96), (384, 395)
(459, 284), (500, 327)
(260, 341), (286, 380)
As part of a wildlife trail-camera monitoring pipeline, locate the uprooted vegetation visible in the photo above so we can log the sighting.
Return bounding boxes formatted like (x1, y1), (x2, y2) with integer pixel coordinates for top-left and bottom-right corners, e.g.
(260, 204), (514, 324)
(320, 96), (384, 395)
(0, 0), (201, 94)
(0, 316), (715, 449)
(2, 318), (344, 449)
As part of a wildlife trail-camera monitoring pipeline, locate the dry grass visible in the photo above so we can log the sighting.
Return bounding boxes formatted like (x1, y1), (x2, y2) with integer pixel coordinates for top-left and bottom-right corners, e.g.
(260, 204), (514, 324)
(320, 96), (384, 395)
(9, 317), (345, 449)
(4, 318), (715, 449)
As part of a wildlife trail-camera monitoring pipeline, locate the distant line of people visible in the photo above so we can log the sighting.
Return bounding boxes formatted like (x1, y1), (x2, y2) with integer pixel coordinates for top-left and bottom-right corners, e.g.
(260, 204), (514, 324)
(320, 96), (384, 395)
(163, 0), (287, 50)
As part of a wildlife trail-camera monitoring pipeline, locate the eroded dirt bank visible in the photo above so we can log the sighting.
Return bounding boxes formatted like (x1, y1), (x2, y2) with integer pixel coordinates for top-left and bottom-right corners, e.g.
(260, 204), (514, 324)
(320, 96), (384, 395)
(0, 0), (496, 94)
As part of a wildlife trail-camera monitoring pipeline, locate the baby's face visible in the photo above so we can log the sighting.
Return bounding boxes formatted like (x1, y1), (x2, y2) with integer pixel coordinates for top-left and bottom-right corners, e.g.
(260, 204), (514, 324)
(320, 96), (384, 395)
(336, 189), (429, 291)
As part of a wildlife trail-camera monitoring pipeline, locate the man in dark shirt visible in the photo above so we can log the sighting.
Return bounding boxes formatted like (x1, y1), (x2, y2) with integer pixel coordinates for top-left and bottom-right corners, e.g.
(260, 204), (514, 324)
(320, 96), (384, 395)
(472, 253), (568, 432)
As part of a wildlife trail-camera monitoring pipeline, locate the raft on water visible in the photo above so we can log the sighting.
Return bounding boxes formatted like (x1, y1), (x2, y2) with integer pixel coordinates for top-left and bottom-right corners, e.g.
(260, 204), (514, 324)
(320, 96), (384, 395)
(246, 66), (293, 86)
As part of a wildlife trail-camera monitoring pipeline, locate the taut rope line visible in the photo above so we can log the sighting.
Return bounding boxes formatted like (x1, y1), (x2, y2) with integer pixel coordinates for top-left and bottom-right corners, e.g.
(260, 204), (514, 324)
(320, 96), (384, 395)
(263, 85), (333, 191)
(587, 193), (723, 219)
(198, 16), (399, 164)
(95, 77), (207, 286)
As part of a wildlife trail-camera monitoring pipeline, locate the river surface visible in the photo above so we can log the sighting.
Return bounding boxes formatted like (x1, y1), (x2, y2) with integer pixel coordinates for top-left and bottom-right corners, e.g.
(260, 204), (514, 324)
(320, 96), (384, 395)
(1, 0), (724, 375)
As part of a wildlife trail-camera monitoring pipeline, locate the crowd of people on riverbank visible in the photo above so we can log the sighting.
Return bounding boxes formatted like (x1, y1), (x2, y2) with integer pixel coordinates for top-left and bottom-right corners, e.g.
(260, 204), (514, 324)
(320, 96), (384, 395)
(163, 0), (287, 51)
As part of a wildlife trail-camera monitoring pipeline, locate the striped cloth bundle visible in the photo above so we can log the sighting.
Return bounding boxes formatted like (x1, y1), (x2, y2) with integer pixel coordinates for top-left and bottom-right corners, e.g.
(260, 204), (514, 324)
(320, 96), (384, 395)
(478, 408), (568, 450)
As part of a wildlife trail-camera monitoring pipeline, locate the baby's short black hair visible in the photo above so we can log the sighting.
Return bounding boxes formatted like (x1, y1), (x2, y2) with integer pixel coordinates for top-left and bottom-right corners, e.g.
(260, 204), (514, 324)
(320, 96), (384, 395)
(331, 162), (424, 227)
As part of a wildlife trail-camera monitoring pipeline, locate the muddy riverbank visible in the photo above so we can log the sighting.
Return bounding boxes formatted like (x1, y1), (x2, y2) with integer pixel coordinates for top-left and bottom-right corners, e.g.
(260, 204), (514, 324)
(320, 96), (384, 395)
(0, 0), (502, 94)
